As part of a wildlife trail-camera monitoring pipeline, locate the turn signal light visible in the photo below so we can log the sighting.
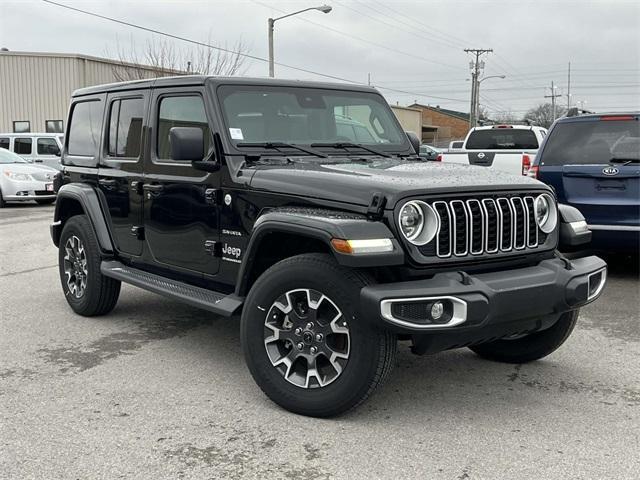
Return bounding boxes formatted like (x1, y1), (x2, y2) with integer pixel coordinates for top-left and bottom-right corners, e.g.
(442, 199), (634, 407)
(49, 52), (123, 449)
(435, 154), (442, 162)
(330, 238), (393, 254)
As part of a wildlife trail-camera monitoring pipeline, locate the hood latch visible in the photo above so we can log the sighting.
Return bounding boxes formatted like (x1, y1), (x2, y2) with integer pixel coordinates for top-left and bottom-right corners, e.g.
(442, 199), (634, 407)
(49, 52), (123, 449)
(367, 192), (386, 220)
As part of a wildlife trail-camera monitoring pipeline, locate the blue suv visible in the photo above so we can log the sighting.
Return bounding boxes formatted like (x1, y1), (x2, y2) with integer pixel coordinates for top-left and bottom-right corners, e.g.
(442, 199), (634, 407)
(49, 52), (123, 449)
(531, 113), (639, 252)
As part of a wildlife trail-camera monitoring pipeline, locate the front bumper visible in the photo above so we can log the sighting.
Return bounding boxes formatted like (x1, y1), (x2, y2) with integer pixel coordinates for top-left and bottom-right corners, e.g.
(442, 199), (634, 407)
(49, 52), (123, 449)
(361, 255), (607, 337)
(2, 179), (55, 201)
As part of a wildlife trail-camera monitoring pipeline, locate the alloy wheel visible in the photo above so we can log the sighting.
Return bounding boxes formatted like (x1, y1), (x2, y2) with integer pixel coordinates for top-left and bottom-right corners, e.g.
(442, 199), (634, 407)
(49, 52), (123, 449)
(264, 288), (350, 389)
(63, 235), (88, 298)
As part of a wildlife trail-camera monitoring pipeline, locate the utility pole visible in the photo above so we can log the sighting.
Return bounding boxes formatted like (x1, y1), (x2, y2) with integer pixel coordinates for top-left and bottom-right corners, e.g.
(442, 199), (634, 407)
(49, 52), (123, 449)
(567, 62), (571, 108)
(544, 81), (562, 122)
(464, 48), (493, 128)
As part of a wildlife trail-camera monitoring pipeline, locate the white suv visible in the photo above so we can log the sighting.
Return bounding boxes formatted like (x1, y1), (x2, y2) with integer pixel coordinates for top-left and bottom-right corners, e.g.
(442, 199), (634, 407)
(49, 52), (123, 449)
(0, 133), (64, 170)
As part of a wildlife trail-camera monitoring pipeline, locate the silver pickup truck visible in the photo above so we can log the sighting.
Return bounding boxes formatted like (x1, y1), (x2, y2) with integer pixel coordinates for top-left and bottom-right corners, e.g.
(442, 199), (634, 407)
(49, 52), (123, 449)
(439, 125), (547, 176)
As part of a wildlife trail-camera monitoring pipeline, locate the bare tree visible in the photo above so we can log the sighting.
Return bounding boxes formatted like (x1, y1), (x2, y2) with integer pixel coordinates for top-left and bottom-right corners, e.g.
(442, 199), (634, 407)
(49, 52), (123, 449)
(524, 103), (568, 128)
(106, 35), (250, 81)
(491, 110), (522, 124)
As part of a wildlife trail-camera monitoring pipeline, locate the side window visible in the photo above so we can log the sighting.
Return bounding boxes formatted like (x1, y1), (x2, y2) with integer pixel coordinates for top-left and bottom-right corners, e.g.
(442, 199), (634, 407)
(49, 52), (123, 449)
(107, 98), (144, 158)
(68, 100), (103, 157)
(0, 138), (9, 150)
(14, 138), (32, 155)
(37, 138), (60, 156)
(157, 95), (209, 161)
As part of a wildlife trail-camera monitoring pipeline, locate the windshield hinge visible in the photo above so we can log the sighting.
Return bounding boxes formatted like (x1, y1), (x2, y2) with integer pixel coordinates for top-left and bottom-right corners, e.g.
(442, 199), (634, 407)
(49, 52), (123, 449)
(367, 192), (386, 220)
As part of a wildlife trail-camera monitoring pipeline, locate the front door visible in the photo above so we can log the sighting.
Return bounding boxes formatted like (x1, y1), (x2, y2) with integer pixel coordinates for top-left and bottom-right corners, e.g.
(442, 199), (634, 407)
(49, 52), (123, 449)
(98, 92), (147, 257)
(142, 88), (220, 277)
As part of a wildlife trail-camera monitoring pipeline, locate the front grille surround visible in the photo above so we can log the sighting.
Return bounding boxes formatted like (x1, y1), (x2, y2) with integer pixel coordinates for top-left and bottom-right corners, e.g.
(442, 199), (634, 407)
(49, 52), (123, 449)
(395, 191), (557, 265)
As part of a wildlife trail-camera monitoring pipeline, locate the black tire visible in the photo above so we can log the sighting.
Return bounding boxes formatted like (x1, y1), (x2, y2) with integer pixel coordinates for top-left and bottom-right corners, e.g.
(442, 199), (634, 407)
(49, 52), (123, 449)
(469, 310), (579, 363)
(58, 215), (121, 316)
(0, 190), (5, 208)
(241, 253), (396, 417)
(36, 199), (55, 205)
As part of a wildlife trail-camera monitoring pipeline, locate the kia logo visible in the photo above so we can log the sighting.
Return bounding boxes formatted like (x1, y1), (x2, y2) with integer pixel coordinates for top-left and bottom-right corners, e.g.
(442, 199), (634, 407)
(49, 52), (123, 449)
(477, 152), (485, 159)
(602, 166), (619, 176)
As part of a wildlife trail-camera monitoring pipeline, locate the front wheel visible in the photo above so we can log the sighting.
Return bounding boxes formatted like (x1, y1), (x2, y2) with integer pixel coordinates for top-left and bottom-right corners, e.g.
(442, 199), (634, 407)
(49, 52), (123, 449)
(241, 253), (396, 417)
(469, 310), (579, 363)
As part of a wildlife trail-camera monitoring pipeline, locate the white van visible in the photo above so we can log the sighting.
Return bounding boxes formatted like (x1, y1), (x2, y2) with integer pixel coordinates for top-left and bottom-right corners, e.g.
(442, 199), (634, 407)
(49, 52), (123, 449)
(0, 133), (64, 170)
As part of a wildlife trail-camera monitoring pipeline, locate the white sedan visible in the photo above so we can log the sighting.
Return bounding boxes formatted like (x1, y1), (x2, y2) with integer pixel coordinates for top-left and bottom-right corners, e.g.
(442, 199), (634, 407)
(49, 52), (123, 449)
(0, 148), (57, 207)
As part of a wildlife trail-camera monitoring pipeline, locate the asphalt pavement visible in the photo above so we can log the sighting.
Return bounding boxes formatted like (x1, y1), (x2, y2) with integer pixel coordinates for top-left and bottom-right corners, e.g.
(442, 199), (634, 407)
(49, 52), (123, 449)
(1, 204), (639, 479)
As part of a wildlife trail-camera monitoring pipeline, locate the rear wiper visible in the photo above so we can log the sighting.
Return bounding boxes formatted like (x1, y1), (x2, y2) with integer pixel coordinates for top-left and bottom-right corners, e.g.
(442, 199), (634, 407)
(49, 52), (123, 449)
(236, 142), (327, 158)
(310, 142), (391, 158)
(609, 157), (639, 165)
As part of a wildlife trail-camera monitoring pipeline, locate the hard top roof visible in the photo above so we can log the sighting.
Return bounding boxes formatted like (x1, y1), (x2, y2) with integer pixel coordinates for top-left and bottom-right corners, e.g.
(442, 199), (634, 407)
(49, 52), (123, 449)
(72, 75), (379, 97)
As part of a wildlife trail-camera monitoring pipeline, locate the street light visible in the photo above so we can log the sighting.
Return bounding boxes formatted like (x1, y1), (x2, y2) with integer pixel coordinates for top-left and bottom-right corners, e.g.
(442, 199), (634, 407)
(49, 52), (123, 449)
(472, 75), (506, 126)
(268, 5), (332, 77)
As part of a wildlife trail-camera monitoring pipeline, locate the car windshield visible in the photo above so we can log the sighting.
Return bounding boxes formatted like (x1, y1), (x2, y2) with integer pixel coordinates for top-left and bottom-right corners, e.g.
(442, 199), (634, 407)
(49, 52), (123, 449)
(466, 129), (539, 150)
(0, 148), (28, 164)
(540, 118), (640, 166)
(216, 85), (408, 154)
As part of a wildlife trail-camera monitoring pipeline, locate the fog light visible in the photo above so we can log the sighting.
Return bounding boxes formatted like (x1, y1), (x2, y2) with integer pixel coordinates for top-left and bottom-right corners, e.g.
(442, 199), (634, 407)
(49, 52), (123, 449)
(431, 301), (444, 320)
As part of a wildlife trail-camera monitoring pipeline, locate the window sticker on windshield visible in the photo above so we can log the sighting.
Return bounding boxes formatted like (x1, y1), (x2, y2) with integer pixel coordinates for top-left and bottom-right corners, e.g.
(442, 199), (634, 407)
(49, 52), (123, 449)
(229, 128), (244, 140)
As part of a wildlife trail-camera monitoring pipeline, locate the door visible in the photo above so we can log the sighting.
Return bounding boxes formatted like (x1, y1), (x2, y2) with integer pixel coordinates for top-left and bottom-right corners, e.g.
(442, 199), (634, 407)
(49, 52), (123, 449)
(13, 136), (34, 163)
(538, 116), (640, 227)
(98, 92), (148, 257)
(35, 137), (62, 169)
(143, 88), (220, 277)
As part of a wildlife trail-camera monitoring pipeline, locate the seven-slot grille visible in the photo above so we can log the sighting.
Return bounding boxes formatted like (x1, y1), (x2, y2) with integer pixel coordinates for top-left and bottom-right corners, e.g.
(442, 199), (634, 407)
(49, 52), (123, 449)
(428, 195), (542, 258)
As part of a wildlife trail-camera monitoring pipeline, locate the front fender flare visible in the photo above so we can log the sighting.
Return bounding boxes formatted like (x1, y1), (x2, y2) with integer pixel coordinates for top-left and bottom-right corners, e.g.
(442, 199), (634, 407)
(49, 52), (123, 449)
(51, 184), (114, 253)
(235, 207), (404, 296)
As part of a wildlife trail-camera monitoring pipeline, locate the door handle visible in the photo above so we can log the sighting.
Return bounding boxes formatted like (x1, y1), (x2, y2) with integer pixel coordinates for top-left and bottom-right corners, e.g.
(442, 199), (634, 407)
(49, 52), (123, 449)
(99, 179), (117, 186)
(35, 159), (43, 163)
(142, 184), (164, 192)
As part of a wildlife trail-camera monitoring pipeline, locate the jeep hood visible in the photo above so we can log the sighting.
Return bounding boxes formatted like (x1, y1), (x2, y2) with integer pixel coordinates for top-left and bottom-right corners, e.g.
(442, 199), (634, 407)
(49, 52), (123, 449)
(246, 159), (544, 208)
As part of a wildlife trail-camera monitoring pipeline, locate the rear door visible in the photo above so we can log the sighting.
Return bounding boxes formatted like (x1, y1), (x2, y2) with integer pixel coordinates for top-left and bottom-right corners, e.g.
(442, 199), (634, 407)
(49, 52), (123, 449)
(35, 136), (62, 169)
(537, 115), (640, 227)
(98, 91), (148, 257)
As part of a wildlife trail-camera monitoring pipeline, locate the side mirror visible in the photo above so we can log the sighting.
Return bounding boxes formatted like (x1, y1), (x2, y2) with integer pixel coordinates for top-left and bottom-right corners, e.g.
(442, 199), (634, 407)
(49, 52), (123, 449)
(405, 131), (421, 155)
(169, 127), (205, 161)
(54, 149), (62, 157)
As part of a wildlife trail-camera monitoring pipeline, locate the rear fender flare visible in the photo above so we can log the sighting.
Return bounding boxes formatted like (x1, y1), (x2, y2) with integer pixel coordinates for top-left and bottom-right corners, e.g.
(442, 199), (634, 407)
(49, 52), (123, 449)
(51, 184), (114, 253)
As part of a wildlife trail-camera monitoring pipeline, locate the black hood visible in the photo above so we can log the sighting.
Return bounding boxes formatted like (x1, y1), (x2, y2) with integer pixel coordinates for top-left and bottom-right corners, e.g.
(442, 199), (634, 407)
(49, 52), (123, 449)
(246, 158), (545, 208)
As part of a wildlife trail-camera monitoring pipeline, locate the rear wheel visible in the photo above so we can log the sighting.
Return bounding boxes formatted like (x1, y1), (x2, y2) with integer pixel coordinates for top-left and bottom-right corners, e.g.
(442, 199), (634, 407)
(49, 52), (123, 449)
(241, 253), (396, 417)
(469, 310), (579, 363)
(58, 215), (121, 316)
(36, 199), (55, 205)
(0, 190), (5, 208)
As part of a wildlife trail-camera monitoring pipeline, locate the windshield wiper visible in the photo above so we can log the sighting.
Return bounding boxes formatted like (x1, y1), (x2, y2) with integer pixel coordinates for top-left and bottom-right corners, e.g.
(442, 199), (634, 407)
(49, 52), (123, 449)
(310, 142), (391, 158)
(236, 142), (327, 158)
(609, 157), (639, 165)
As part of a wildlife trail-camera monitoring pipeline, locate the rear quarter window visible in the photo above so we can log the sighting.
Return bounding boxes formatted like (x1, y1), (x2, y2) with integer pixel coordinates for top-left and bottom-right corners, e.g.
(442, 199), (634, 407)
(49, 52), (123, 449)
(466, 129), (539, 150)
(540, 119), (640, 166)
(67, 100), (104, 159)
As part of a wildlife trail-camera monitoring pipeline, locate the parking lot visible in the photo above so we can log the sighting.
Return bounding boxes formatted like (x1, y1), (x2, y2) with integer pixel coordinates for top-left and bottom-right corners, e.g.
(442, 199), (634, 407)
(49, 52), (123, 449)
(1, 204), (638, 479)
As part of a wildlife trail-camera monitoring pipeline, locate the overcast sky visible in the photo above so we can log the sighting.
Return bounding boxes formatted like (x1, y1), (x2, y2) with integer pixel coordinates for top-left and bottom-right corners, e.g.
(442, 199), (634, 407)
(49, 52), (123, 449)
(1, 0), (639, 117)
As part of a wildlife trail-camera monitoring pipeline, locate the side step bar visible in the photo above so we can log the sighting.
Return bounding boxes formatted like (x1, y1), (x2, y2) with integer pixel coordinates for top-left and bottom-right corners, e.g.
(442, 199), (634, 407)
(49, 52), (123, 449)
(101, 260), (243, 317)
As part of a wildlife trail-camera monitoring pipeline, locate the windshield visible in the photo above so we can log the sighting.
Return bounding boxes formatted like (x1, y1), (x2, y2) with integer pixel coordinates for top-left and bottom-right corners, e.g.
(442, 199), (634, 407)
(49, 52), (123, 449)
(0, 148), (28, 164)
(466, 129), (539, 150)
(540, 118), (640, 165)
(217, 85), (408, 153)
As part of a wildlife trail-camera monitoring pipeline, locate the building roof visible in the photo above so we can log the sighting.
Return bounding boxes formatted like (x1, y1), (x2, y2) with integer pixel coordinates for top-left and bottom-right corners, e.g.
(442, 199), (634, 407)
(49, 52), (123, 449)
(409, 103), (470, 122)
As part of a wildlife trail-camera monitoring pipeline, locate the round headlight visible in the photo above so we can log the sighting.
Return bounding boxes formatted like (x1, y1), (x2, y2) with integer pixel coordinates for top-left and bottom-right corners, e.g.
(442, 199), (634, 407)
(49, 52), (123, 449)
(398, 201), (439, 245)
(399, 201), (424, 240)
(534, 194), (557, 233)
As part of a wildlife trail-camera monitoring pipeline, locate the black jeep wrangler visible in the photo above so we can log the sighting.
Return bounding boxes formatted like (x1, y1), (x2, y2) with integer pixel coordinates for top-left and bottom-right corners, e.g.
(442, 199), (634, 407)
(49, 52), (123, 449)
(51, 76), (606, 417)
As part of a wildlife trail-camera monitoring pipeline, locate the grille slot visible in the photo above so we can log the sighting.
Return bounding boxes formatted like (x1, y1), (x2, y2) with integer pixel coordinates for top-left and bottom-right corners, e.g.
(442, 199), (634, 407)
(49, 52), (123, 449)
(429, 194), (542, 259)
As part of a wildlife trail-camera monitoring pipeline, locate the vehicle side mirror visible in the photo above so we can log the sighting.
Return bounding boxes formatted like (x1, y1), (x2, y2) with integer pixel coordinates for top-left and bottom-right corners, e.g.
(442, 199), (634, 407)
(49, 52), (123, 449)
(405, 131), (421, 155)
(169, 127), (205, 161)
(55, 150), (61, 157)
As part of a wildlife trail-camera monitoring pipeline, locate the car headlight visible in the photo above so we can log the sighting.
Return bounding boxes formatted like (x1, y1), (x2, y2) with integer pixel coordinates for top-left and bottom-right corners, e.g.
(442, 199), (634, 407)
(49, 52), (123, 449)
(534, 193), (558, 233)
(3, 171), (35, 181)
(398, 200), (439, 245)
